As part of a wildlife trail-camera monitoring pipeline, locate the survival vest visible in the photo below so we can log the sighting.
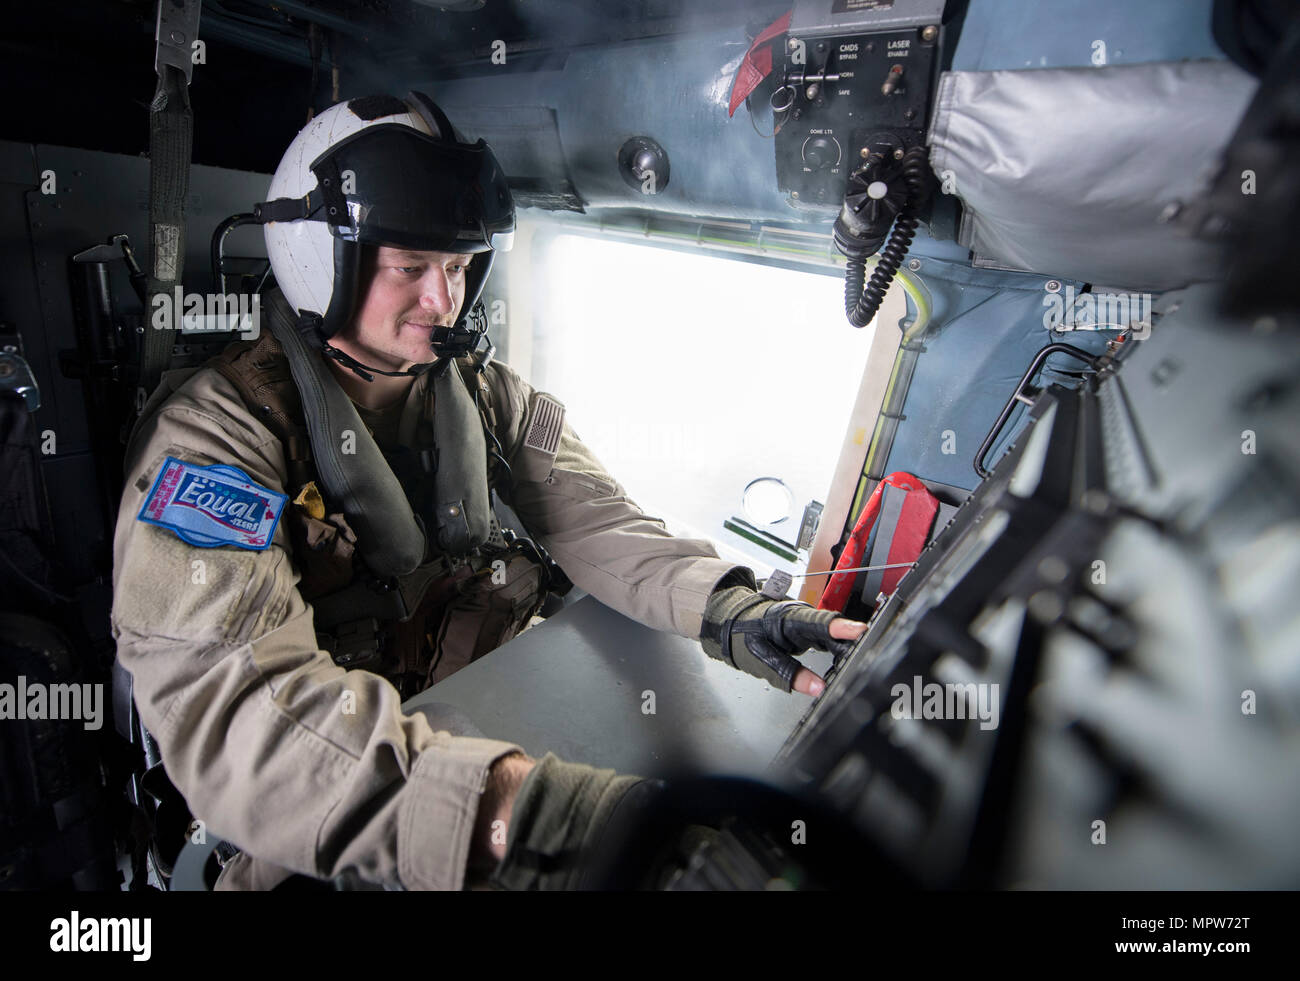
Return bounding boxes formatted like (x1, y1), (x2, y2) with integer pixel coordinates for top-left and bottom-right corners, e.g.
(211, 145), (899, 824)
(206, 329), (548, 695)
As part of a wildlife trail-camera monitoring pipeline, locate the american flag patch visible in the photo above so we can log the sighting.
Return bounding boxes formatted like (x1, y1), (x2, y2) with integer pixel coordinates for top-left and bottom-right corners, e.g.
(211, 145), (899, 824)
(523, 393), (564, 457)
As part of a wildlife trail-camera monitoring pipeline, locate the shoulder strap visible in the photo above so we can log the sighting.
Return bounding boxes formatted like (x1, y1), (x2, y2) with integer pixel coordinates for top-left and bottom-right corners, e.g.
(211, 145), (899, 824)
(208, 330), (315, 494)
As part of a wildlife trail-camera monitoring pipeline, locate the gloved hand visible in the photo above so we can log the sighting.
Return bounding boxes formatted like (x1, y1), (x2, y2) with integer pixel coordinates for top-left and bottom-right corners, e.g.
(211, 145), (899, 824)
(487, 752), (664, 890)
(700, 585), (867, 694)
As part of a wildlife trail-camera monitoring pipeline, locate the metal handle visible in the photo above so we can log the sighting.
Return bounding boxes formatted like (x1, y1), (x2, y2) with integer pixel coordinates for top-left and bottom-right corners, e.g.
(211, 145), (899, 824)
(974, 343), (1098, 479)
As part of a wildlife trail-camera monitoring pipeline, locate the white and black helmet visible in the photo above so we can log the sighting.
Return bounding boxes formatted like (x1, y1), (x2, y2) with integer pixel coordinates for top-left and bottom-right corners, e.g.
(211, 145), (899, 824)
(257, 92), (514, 360)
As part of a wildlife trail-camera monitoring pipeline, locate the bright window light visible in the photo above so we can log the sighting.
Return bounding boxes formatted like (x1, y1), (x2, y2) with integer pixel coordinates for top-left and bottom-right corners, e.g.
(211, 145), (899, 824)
(524, 231), (878, 580)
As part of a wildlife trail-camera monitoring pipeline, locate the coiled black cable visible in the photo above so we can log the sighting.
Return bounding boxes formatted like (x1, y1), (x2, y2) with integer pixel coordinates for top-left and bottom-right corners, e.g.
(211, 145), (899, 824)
(474, 381), (513, 486)
(845, 146), (930, 328)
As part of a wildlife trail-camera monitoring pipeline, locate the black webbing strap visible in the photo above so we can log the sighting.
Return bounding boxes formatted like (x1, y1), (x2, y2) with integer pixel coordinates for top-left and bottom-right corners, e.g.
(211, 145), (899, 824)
(141, 0), (202, 407)
(251, 194), (320, 224)
(142, 65), (191, 402)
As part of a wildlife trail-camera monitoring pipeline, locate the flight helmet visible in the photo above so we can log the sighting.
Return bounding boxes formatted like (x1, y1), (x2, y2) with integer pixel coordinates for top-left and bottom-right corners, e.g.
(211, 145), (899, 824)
(258, 92), (515, 373)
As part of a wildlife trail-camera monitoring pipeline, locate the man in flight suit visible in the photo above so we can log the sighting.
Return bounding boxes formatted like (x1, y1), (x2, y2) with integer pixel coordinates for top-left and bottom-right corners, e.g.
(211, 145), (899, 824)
(110, 92), (867, 890)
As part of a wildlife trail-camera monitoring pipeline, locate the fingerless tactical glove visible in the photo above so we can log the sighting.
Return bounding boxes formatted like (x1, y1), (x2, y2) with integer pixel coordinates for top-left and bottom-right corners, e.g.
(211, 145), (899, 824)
(489, 753), (663, 890)
(700, 585), (858, 692)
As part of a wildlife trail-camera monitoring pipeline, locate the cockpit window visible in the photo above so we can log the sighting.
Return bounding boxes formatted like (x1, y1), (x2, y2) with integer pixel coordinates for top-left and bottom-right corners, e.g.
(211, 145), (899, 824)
(502, 225), (880, 581)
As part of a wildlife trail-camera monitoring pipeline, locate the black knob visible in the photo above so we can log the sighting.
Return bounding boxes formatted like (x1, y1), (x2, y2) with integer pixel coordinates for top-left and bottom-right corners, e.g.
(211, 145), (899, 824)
(804, 137), (838, 170)
(633, 150), (657, 177)
(618, 136), (670, 194)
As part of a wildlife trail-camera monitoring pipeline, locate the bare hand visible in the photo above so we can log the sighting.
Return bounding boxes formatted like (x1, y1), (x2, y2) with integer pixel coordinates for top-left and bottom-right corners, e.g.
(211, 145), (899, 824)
(471, 752), (536, 865)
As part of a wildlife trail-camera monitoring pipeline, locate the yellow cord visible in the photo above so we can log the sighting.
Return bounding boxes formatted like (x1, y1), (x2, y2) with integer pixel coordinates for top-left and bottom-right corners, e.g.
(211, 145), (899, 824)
(847, 264), (933, 519)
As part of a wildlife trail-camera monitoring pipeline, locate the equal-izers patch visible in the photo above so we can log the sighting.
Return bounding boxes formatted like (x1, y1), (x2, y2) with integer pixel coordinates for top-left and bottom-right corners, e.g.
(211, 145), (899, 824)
(137, 456), (287, 550)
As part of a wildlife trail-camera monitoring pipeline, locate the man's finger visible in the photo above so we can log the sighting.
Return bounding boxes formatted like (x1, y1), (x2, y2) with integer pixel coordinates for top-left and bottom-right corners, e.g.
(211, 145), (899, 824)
(829, 618), (869, 642)
(792, 667), (826, 697)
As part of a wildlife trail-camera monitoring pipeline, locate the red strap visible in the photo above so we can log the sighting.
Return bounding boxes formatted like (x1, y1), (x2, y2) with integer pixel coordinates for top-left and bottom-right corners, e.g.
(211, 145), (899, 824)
(817, 471), (932, 612)
(881, 483), (939, 595)
(817, 481), (884, 612)
(728, 11), (792, 118)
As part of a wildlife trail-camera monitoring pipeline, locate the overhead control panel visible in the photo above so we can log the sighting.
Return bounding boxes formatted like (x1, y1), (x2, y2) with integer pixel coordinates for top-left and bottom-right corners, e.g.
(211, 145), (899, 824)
(775, 0), (948, 213)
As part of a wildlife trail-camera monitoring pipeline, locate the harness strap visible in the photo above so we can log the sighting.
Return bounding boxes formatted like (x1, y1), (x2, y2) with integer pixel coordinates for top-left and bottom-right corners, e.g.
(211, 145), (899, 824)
(455, 357), (504, 491)
(209, 332), (316, 494)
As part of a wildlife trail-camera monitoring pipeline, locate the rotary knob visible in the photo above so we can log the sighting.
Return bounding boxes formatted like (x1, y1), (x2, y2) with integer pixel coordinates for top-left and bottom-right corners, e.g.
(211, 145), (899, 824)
(802, 136), (841, 171)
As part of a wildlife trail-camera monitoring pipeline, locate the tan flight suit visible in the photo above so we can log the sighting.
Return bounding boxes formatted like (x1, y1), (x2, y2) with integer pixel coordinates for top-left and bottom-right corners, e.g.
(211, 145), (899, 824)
(110, 300), (747, 891)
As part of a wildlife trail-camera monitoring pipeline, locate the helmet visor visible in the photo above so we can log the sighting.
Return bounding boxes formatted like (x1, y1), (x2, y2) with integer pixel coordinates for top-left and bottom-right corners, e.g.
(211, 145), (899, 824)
(310, 124), (515, 254)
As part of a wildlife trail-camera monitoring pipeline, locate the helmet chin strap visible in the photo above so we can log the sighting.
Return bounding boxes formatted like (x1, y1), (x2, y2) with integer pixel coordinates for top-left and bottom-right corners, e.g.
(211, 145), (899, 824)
(299, 308), (477, 384)
(321, 340), (441, 382)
